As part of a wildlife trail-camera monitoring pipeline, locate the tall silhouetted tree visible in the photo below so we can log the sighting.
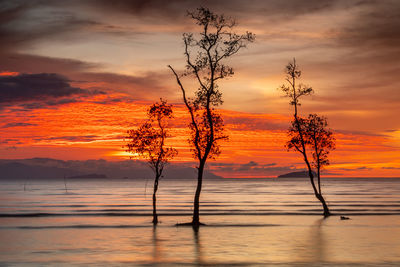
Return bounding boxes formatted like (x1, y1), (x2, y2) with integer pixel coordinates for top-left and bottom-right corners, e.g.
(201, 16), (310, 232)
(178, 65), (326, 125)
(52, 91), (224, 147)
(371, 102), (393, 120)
(126, 99), (177, 225)
(280, 59), (334, 217)
(168, 7), (254, 227)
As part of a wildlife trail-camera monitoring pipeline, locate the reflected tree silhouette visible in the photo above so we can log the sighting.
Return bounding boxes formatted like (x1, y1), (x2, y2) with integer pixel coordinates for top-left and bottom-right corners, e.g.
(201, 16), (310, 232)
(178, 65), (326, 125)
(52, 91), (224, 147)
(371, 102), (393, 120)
(193, 226), (204, 265)
(311, 217), (327, 263)
(169, 7), (254, 227)
(151, 225), (161, 263)
(292, 217), (327, 263)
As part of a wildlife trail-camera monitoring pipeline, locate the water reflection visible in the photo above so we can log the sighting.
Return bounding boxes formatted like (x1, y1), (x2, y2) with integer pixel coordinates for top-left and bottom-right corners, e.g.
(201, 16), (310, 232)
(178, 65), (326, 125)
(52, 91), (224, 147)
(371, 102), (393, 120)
(292, 217), (327, 264)
(152, 225), (161, 263)
(311, 217), (326, 263)
(193, 226), (203, 265)
(2, 177), (400, 266)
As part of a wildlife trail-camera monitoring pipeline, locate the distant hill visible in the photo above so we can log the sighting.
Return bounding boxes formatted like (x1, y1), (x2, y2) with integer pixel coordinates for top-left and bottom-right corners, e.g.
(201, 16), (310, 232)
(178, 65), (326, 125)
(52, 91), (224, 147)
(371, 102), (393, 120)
(68, 173), (107, 179)
(0, 158), (223, 180)
(277, 171), (316, 178)
(0, 161), (79, 179)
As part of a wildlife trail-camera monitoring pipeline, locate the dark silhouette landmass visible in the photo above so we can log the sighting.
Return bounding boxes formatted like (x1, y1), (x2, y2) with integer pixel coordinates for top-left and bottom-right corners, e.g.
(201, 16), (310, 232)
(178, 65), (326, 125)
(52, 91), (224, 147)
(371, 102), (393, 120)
(0, 158), (223, 180)
(68, 173), (107, 179)
(278, 171), (317, 178)
(0, 161), (75, 180)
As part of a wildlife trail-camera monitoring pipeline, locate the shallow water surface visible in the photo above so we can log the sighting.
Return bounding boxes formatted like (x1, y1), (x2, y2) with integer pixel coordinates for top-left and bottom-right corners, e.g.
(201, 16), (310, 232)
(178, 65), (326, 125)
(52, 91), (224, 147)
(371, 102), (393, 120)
(0, 178), (399, 266)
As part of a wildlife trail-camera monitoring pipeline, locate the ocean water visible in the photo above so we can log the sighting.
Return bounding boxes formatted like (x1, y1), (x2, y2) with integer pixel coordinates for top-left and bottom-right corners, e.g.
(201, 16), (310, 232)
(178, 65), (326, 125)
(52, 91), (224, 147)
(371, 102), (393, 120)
(0, 178), (399, 266)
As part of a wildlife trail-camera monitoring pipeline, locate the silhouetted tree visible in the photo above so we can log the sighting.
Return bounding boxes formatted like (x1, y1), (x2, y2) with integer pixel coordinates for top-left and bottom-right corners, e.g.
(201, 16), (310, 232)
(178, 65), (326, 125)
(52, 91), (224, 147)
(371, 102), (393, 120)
(280, 59), (334, 217)
(288, 114), (336, 208)
(126, 99), (177, 225)
(168, 7), (254, 227)
(305, 114), (335, 194)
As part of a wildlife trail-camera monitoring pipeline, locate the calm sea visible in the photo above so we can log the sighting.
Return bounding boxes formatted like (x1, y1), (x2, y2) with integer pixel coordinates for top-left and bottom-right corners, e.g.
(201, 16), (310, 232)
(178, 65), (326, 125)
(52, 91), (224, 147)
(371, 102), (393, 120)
(1, 178), (399, 266)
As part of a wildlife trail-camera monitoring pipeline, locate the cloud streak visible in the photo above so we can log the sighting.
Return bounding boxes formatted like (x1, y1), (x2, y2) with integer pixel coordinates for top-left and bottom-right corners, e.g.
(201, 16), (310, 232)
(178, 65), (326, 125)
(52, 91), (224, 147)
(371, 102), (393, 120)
(0, 73), (101, 103)
(2, 122), (37, 128)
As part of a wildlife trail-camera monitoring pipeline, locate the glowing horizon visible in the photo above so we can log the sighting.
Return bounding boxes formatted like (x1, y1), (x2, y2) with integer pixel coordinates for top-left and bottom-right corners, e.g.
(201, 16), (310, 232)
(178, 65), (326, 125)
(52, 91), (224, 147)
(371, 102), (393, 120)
(1, 77), (399, 178)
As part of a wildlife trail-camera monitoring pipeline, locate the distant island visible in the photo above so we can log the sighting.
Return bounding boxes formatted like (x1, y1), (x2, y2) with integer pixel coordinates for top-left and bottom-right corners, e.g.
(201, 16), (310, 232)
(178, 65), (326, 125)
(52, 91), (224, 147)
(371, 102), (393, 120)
(68, 173), (107, 179)
(277, 171), (316, 178)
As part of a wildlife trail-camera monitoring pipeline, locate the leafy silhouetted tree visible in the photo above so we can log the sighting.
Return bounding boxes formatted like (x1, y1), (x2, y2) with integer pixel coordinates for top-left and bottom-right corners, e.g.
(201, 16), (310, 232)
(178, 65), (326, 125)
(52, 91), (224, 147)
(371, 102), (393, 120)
(168, 7), (254, 227)
(287, 114), (336, 209)
(280, 59), (334, 217)
(306, 114), (335, 194)
(126, 99), (177, 225)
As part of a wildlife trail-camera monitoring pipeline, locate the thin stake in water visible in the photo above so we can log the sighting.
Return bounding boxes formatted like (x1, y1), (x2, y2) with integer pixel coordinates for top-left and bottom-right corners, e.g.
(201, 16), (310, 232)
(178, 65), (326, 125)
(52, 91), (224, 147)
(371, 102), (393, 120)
(64, 175), (68, 193)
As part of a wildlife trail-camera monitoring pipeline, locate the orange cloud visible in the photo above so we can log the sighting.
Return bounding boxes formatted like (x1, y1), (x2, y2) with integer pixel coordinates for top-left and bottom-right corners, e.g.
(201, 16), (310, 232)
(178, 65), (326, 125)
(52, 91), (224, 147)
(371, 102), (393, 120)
(1, 94), (400, 178)
(0, 71), (19, 76)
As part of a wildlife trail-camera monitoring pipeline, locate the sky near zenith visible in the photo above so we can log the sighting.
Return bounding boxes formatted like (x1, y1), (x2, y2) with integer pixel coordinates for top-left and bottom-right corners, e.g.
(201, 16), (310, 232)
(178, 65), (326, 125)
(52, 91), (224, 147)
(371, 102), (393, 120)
(1, 0), (400, 177)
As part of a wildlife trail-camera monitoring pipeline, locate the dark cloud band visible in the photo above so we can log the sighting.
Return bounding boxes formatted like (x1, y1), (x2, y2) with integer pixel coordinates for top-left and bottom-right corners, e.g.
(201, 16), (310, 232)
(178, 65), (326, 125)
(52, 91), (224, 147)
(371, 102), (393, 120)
(0, 73), (87, 103)
(0, 73), (106, 110)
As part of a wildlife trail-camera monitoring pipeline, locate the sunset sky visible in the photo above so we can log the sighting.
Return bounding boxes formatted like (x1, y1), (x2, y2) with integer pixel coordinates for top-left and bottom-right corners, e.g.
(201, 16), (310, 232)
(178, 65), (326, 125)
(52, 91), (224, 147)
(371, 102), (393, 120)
(1, 0), (400, 177)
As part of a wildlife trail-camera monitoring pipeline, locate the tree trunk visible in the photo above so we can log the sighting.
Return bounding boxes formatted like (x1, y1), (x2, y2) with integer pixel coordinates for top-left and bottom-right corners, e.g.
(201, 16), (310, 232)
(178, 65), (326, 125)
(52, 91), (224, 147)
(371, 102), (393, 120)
(315, 192), (330, 217)
(307, 166), (331, 217)
(309, 176), (331, 217)
(192, 161), (205, 226)
(152, 174), (160, 225)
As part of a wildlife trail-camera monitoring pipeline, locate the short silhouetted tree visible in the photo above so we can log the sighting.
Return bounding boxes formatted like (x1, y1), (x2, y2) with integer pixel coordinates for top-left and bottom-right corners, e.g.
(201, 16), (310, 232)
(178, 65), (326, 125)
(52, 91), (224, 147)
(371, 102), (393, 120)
(168, 7), (254, 227)
(126, 99), (177, 225)
(280, 59), (334, 217)
(305, 114), (335, 194)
